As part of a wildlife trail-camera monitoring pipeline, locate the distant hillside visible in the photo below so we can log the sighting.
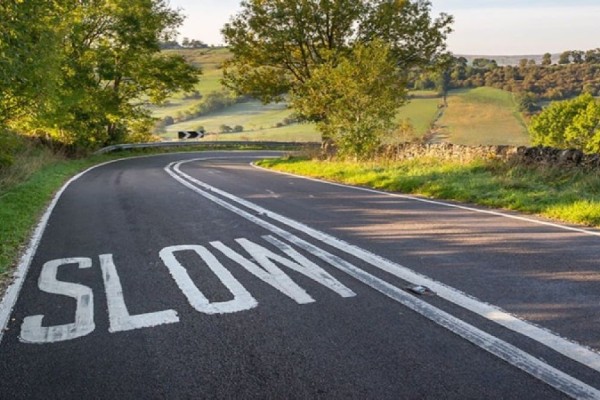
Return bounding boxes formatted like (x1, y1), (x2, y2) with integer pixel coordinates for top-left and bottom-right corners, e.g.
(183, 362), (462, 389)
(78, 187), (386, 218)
(458, 54), (560, 66)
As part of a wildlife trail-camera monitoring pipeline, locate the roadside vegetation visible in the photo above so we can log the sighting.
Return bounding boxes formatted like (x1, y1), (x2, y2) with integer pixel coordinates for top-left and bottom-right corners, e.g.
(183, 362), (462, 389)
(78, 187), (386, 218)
(257, 157), (600, 228)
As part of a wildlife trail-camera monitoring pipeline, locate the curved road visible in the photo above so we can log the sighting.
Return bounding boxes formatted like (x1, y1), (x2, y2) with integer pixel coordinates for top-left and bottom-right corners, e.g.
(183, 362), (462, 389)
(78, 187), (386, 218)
(1, 151), (600, 399)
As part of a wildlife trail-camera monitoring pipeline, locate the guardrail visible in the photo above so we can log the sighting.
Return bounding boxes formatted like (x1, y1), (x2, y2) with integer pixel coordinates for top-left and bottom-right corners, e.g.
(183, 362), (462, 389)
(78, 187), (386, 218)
(94, 140), (321, 155)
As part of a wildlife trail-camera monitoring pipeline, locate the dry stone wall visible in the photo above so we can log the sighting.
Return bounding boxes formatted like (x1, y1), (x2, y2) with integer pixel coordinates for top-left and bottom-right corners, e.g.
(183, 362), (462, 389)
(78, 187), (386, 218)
(378, 143), (600, 169)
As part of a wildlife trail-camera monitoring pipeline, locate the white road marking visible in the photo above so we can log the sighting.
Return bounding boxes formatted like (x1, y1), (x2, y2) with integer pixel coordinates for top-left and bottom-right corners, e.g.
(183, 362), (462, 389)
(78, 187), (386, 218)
(171, 158), (600, 374)
(252, 162), (600, 237)
(159, 245), (258, 314)
(166, 158), (600, 400)
(20, 258), (95, 343)
(211, 237), (355, 304)
(99, 254), (179, 332)
(211, 240), (314, 304)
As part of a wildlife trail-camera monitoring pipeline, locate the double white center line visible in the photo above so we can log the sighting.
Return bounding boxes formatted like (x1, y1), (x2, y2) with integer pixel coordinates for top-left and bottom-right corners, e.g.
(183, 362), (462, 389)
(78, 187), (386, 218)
(166, 157), (600, 399)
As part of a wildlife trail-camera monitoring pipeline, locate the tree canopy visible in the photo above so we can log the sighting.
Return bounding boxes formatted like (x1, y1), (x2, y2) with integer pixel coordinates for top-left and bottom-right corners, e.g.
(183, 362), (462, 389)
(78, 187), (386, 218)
(529, 94), (600, 153)
(0, 0), (62, 124)
(222, 0), (452, 157)
(1, 0), (200, 149)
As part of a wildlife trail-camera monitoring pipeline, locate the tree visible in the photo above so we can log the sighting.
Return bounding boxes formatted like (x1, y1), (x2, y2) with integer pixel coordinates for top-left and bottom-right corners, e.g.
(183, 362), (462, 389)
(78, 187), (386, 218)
(585, 49), (600, 64)
(517, 92), (540, 114)
(571, 50), (585, 64)
(222, 0), (452, 157)
(542, 53), (552, 66)
(291, 40), (407, 159)
(31, 0), (201, 148)
(558, 51), (571, 65)
(529, 94), (600, 153)
(0, 1), (63, 125)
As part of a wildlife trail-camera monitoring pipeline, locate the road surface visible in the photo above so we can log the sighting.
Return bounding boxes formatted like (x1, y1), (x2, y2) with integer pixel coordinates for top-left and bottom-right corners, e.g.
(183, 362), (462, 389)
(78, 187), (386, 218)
(1, 151), (600, 399)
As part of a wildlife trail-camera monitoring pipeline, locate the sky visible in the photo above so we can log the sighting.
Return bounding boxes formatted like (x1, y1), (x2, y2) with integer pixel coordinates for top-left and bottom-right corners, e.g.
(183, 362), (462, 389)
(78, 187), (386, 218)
(169, 0), (600, 55)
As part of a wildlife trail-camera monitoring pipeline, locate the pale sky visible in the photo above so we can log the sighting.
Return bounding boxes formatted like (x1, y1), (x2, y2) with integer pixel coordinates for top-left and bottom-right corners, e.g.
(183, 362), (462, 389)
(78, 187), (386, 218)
(169, 0), (600, 55)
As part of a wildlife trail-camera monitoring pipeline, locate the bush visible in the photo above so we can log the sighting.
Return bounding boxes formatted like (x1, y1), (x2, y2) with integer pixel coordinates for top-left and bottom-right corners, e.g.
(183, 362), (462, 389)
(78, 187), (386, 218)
(232, 125), (244, 133)
(0, 129), (26, 169)
(219, 124), (233, 133)
(183, 90), (202, 100)
(163, 116), (175, 126)
(529, 93), (600, 153)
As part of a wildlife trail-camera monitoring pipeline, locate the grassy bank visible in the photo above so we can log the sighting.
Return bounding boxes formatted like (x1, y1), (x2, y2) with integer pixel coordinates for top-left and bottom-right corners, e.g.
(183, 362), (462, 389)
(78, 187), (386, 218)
(257, 157), (600, 228)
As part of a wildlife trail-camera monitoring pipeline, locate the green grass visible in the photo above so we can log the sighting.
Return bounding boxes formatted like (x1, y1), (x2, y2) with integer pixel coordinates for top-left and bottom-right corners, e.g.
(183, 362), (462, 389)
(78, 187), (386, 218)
(165, 101), (292, 133)
(150, 49), (322, 142)
(437, 87), (530, 146)
(148, 49), (231, 120)
(257, 157), (600, 228)
(205, 124), (320, 142)
(398, 92), (442, 137)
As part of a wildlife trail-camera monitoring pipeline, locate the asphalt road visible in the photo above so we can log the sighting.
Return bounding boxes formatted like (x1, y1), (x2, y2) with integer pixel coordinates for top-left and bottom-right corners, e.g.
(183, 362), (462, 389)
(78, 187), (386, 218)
(1, 151), (600, 399)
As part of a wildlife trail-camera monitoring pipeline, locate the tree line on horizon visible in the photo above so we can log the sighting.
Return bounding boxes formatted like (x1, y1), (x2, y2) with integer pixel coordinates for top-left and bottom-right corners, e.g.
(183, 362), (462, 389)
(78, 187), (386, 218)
(412, 49), (600, 105)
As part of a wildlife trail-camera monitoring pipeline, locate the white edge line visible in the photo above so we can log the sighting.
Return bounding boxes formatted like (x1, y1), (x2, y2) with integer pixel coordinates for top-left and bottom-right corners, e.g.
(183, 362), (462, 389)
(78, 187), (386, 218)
(0, 151), (282, 344)
(174, 158), (600, 374)
(250, 162), (600, 237)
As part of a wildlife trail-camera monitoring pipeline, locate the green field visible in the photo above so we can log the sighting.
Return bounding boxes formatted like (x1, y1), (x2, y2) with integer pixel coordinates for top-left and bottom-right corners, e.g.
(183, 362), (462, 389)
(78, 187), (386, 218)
(436, 87), (530, 146)
(147, 48), (231, 120)
(151, 48), (320, 142)
(397, 92), (442, 137)
(205, 124), (320, 142)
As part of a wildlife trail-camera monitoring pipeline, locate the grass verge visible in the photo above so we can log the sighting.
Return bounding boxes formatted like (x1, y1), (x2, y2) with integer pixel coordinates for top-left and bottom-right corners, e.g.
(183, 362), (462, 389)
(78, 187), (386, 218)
(256, 157), (600, 228)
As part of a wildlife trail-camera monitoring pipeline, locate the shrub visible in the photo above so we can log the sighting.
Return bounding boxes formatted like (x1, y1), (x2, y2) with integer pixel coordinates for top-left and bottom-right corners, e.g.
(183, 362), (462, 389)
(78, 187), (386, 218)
(219, 124), (233, 133)
(529, 93), (600, 153)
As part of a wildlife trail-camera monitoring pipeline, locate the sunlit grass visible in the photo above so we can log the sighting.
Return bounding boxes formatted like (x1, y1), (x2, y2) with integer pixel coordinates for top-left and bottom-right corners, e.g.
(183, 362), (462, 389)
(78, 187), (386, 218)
(257, 157), (600, 227)
(438, 87), (530, 146)
(397, 92), (441, 137)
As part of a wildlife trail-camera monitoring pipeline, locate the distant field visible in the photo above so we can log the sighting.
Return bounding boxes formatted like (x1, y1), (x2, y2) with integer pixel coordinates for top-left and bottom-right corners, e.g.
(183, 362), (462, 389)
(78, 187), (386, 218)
(166, 101), (291, 133)
(205, 124), (320, 142)
(161, 99), (319, 142)
(148, 48), (231, 121)
(397, 92), (442, 137)
(436, 87), (530, 146)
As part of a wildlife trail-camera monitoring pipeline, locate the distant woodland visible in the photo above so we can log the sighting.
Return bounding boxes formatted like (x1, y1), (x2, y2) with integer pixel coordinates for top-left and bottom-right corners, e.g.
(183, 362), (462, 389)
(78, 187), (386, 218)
(412, 49), (600, 110)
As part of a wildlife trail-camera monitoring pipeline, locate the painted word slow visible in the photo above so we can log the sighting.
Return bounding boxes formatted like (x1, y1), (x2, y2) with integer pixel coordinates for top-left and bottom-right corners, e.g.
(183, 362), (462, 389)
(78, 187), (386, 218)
(20, 235), (355, 344)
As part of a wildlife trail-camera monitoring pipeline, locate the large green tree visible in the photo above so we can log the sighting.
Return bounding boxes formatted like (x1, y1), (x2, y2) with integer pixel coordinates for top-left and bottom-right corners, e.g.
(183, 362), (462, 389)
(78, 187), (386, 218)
(222, 0), (452, 156)
(529, 94), (600, 153)
(45, 0), (200, 147)
(4, 0), (200, 149)
(291, 40), (406, 159)
(0, 1), (63, 125)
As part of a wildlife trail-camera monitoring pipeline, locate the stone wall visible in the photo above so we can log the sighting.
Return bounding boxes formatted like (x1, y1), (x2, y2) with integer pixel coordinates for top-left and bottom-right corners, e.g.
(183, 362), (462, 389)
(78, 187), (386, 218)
(378, 143), (600, 169)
